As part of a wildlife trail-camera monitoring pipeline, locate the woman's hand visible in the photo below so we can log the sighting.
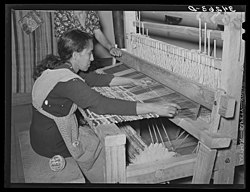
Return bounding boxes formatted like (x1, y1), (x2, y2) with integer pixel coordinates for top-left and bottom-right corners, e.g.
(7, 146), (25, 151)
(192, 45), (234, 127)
(152, 102), (181, 117)
(136, 102), (181, 118)
(109, 47), (122, 57)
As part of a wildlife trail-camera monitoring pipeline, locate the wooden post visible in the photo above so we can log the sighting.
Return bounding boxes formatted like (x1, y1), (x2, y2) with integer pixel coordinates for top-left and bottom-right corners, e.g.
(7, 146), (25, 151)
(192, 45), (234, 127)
(213, 12), (245, 184)
(112, 11), (125, 48)
(104, 134), (127, 183)
(192, 142), (217, 184)
(123, 11), (136, 49)
(93, 123), (127, 183)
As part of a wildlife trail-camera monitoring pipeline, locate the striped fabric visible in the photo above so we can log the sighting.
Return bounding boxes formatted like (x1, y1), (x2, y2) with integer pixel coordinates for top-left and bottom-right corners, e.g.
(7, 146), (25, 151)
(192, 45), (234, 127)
(11, 10), (57, 94)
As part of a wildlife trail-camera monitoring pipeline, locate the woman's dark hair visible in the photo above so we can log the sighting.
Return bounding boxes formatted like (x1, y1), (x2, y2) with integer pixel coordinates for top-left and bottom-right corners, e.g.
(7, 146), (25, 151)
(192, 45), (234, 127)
(33, 29), (92, 80)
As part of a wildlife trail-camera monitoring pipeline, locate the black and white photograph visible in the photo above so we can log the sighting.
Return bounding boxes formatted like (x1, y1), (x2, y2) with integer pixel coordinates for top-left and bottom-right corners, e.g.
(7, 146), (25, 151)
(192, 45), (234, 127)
(5, 4), (246, 188)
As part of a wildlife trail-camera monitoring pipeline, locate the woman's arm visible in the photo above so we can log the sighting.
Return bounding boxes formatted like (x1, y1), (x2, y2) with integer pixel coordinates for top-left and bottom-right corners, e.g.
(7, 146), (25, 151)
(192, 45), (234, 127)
(109, 76), (148, 87)
(78, 71), (114, 87)
(78, 71), (147, 87)
(94, 28), (122, 57)
(56, 78), (180, 117)
(136, 102), (181, 117)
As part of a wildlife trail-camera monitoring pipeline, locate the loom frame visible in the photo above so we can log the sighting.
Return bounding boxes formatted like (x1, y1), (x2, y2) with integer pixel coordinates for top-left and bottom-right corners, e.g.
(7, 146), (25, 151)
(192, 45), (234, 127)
(87, 11), (245, 184)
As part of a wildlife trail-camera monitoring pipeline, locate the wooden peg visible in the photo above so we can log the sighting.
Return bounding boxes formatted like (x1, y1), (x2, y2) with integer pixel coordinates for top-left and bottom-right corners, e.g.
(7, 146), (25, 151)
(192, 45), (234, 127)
(214, 39), (217, 58)
(204, 23), (207, 54)
(138, 11), (141, 34)
(207, 30), (211, 56)
(199, 18), (202, 52)
(142, 22), (144, 35)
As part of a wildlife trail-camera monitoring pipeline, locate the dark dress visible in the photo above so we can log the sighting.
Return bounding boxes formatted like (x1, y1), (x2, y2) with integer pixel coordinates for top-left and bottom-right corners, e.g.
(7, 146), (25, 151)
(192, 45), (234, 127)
(30, 64), (137, 158)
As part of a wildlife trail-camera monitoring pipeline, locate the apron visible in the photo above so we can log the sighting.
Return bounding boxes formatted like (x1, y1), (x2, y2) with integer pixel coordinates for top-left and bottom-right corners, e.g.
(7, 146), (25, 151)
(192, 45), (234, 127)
(32, 68), (102, 170)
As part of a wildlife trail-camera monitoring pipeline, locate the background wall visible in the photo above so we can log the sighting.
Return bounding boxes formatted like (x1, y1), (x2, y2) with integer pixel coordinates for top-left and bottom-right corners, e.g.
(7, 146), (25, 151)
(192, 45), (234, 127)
(11, 10), (115, 95)
(10, 10), (116, 183)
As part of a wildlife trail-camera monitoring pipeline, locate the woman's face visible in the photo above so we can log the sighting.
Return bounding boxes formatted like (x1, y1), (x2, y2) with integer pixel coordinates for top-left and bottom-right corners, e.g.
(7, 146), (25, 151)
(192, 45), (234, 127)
(75, 39), (94, 71)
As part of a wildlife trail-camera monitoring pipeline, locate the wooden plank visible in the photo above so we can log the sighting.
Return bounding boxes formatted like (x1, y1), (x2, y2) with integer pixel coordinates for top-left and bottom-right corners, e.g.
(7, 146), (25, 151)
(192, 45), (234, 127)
(104, 138), (126, 183)
(235, 144), (244, 166)
(104, 147), (112, 182)
(170, 117), (231, 149)
(117, 145), (126, 183)
(105, 134), (126, 147)
(213, 144), (244, 171)
(192, 142), (217, 184)
(11, 11), (17, 94)
(15, 11), (25, 93)
(94, 123), (126, 183)
(219, 95), (236, 118)
(126, 154), (196, 183)
(123, 11), (136, 35)
(209, 90), (223, 133)
(27, 30), (35, 93)
(141, 11), (218, 30)
(12, 93), (32, 106)
(198, 12), (245, 29)
(94, 123), (125, 145)
(135, 21), (222, 41)
(213, 13), (245, 184)
(111, 146), (118, 182)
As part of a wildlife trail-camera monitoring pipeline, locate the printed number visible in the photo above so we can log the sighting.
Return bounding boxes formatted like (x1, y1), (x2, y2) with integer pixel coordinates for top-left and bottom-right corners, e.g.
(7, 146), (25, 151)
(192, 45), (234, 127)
(188, 5), (236, 12)
(209, 7), (214, 12)
(188, 6), (197, 12)
(202, 6), (207, 12)
(216, 6), (222, 12)
(221, 6), (228, 12)
(229, 6), (236, 12)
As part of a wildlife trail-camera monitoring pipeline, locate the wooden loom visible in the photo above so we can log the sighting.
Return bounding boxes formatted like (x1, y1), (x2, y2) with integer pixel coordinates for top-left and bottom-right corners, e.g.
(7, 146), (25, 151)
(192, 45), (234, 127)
(80, 11), (245, 184)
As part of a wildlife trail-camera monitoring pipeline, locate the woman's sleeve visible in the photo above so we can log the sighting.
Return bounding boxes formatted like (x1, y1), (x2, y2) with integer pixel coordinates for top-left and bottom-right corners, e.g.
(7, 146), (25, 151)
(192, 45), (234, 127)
(55, 78), (137, 115)
(78, 71), (114, 87)
(54, 11), (75, 38)
(85, 11), (101, 35)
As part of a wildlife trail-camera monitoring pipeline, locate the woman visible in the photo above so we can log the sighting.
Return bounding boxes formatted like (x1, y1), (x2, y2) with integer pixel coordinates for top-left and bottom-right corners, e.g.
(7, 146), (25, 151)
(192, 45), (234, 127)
(30, 29), (180, 183)
(54, 10), (122, 58)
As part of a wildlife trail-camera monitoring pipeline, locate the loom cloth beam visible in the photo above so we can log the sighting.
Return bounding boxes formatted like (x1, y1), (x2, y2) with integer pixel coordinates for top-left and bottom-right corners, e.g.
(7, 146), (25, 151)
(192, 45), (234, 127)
(100, 63), (231, 149)
(116, 50), (235, 118)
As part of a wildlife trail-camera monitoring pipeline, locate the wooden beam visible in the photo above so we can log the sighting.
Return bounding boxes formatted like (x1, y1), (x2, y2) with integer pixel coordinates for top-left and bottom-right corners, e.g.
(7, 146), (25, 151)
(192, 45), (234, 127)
(12, 93), (32, 106)
(170, 117), (231, 149)
(105, 134), (126, 147)
(163, 12), (245, 28)
(219, 95), (236, 118)
(213, 12), (245, 184)
(135, 21), (223, 42)
(198, 12), (245, 29)
(126, 154), (196, 183)
(92, 123), (127, 183)
(213, 144), (244, 171)
(192, 142), (217, 184)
